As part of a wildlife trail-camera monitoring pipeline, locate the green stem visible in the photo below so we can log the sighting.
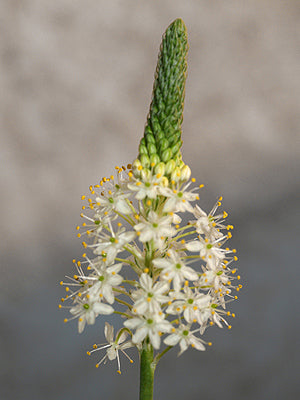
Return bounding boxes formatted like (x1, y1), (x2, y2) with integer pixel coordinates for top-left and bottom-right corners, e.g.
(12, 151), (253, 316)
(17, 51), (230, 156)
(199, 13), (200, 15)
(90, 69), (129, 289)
(139, 340), (155, 400)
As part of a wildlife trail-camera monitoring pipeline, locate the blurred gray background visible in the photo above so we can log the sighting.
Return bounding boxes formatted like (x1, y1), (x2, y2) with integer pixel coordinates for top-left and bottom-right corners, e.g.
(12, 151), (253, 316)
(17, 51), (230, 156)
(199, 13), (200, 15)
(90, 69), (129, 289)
(0, 1), (299, 399)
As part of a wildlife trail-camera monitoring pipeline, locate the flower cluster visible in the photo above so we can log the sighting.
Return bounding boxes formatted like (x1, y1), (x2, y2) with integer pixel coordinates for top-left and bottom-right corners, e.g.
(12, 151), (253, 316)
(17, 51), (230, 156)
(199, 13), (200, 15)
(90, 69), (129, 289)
(60, 164), (241, 371)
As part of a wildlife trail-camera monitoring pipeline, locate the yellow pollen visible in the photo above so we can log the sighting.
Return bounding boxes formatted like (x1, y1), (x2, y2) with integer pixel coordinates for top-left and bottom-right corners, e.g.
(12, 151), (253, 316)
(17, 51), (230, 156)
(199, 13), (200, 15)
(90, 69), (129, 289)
(80, 213), (84, 218)
(223, 211), (228, 218)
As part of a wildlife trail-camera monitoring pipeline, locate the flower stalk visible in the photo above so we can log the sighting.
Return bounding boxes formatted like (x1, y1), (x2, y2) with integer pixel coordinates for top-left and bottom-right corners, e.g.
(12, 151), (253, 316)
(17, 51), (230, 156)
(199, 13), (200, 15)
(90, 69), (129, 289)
(139, 341), (155, 400)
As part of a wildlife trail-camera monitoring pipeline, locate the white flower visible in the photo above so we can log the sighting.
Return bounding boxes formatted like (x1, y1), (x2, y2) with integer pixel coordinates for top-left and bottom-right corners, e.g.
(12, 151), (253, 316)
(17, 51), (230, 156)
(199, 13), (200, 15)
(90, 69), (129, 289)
(94, 227), (136, 263)
(190, 204), (223, 240)
(124, 312), (172, 349)
(95, 189), (132, 215)
(159, 184), (199, 213)
(88, 323), (133, 373)
(127, 174), (162, 200)
(152, 249), (198, 292)
(88, 263), (123, 304)
(132, 273), (170, 315)
(134, 211), (175, 246)
(164, 324), (206, 355)
(185, 236), (226, 268)
(70, 299), (114, 333)
(166, 286), (211, 324)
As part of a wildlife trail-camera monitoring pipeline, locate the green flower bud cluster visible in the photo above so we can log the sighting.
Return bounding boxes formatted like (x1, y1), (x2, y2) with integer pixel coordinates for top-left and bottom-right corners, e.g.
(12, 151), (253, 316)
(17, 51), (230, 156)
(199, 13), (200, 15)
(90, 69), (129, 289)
(133, 19), (190, 184)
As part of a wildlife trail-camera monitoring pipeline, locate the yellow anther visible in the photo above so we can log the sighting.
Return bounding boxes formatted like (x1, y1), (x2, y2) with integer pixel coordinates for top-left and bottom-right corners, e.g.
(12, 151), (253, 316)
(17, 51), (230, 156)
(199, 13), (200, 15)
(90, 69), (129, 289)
(65, 287), (69, 292)
(184, 280), (189, 286)
(227, 232), (232, 239)
(181, 239), (185, 244)
(196, 195), (199, 200)
(171, 180), (175, 185)
(232, 313), (236, 318)
(150, 162), (155, 167)
(87, 266), (91, 270)
(210, 321), (214, 325)
(80, 213), (84, 218)
(223, 211), (228, 218)
(232, 249), (237, 253)
(144, 268), (149, 273)
(208, 342), (212, 346)
(112, 271), (116, 276)
(58, 304), (62, 309)
(82, 242), (87, 248)
(128, 171), (133, 177)
(175, 224), (180, 229)
(60, 281), (63, 286)
(95, 364), (99, 368)
(138, 165), (143, 171)
(82, 206), (86, 210)
(227, 311), (231, 316)
(211, 311), (215, 315)
(234, 295), (238, 300)
(77, 261), (81, 267)
(82, 223), (86, 227)
(99, 294), (103, 298)
(191, 178), (196, 182)
(156, 173), (161, 178)
(172, 327), (176, 333)
(93, 344), (98, 349)
(86, 294), (90, 299)
(147, 297), (151, 302)
(117, 370), (121, 375)
(78, 293), (82, 297)
(61, 298), (65, 302)
(134, 214), (140, 220)
(193, 306), (198, 311)
(73, 275), (78, 280)
(87, 351), (91, 356)
(228, 325), (232, 330)
(168, 301), (172, 305)
(64, 318), (68, 323)
(146, 200), (151, 206)
(130, 360), (133, 364)
(234, 256), (238, 261)
(102, 258), (107, 263)
(136, 181), (142, 186)
(127, 164), (132, 169)
(81, 195), (86, 200)
(199, 184), (204, 188)
(77, 233), (81, 238)
(82, 253), (86, 258)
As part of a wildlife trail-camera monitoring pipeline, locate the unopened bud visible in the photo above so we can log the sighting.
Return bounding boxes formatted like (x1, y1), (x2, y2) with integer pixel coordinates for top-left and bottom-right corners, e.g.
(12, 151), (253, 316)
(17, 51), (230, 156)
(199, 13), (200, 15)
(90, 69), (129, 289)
(165, 159), (176, 175)
(154, 162), (165, 176)
(150, 154), (160, 166)
(161, 148), (172, 162)
(132, 159), (142, 177)
(140, 154), (150, 168)
(171, 167), (181, 183)
(180, 165), (191, 181)
(141, 168), (151, 181)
